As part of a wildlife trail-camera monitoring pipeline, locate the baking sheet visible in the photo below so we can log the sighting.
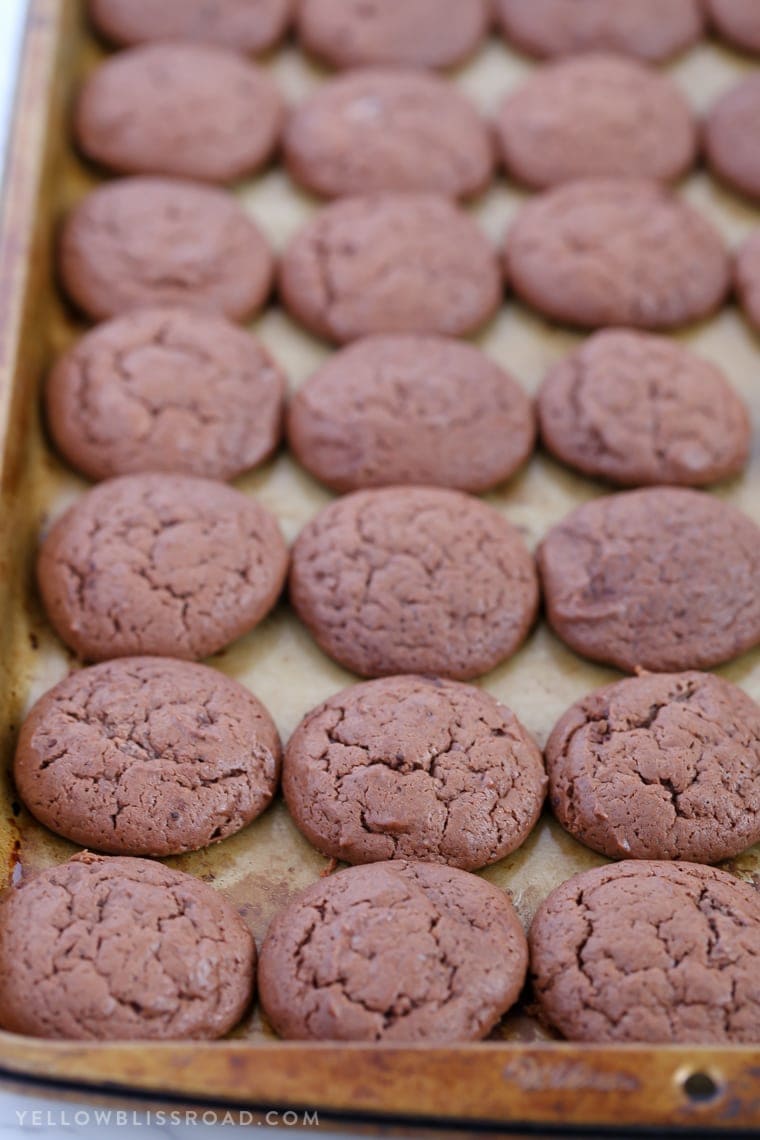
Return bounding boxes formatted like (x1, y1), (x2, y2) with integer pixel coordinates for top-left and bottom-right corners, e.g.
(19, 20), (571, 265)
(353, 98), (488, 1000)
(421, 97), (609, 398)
(7, 2), (760, 1054)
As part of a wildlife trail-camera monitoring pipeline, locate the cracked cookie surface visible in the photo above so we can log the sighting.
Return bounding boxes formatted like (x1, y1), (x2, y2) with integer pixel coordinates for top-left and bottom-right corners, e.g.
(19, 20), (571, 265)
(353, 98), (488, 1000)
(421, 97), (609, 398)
(280, 194), (501, 343)
(284, 68), (493, 200)
(495, 0), (703, 61)
(0, 852), (255, 1040)
(287, 334), (535, 493)
(258, 859), (527, 1041)
(59, 177), (274, 322)
(529, 860), (760, 1043)
(37, 473), (288, 662)
(538, 487), (760, 673)
(505, 179), (729, 330)
(296, 0), (489, 70)
(284, 675), (546, 869)
(89, 0), (292, 53)
(15, 657), (281, 856)
(706, 0), (760, 53)
(496, 55), (696, 188)
(705, 76), (760, 203)
(76, 43), (282, 184)
(546, 671), (760, 863)
(537, 329), (750, 487)
(46, 306), (286, 482)
(289, 486), (538, 679)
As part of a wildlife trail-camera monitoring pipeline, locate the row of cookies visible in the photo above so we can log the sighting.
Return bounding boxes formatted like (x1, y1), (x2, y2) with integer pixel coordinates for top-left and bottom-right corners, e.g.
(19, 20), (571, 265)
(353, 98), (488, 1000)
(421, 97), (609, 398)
(14, 659), (760, 870)
(46, 317), (751, 491)
(72, 41), (760, 204)
(2, 849), (758, 1045)
(87, 0), (760, 67)
(33, 474), (760, 677)
(6, 646), (760, 1044)
(57, 178), (760, 336)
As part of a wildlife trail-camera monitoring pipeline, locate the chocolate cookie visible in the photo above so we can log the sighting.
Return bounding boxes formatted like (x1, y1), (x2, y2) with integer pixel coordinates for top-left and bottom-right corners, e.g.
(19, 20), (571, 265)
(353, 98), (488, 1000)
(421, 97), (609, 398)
(287, 334), (535, 493)
(284, 676), (546, 869)
(75, 43), (283, 184)
(280, 195), (501, 343)
(290, 487), (538, 679)
(538, 487), (760, 673)
(707, 0), (760, 54)
(0, 853), (254, 1040)
(258, 860), (527, 1041)
(736, 231), (760, 332)
(529, 861), (760, 1043)
(296, 0), (489, 70)
(537, 329), (750, 487)
(37, 474), (288, 662)
(505, 179), (730, 330)
(284, 68), (493, 200)
(15, 658), (281, 856)
(495, 0), (704, 62)
(496, 55), (697, 189)
(546, 672), (760, 863)
(59, 177), (273, 322)
(89, 0), (292, 53)
(705, 76), (760, 203)
(46, 307), (286, 482)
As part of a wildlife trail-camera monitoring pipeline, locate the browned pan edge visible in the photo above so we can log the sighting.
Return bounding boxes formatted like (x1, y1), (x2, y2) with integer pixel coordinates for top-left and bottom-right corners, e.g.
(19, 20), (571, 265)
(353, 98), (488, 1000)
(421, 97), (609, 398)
(1, 1035), (759, 1130)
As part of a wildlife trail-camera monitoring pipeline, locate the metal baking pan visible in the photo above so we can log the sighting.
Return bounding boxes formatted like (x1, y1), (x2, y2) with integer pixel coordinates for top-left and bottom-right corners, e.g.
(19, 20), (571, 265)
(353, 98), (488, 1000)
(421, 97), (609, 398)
(0, 0), (758, 1129)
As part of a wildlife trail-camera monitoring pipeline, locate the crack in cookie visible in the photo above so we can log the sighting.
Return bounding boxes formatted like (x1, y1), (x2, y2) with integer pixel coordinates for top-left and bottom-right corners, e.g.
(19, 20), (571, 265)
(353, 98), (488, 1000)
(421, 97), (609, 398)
(529, 861), (760, 1043)
(0, 852), (255, 1040)
(280, 194), (501, 343)
(258, 860), (527, 1041)
(546, 671), (760, 862)
(538, 487), (760, 672)
(284, 675), (546, 868)
(37, 473), (288, 661)
(46, 307), (285, 482)
(15, 657), (281, 855)
(290, 486), (538, 679)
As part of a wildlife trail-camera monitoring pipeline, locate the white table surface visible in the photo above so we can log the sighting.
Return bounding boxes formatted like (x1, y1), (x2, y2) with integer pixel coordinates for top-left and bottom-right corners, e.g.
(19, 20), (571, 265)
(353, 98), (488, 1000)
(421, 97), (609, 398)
(0, 2), (354, 1135)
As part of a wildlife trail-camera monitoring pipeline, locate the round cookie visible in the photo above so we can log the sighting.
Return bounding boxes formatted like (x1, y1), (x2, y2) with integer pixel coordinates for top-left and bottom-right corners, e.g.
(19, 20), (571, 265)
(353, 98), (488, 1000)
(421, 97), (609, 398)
(736, 230), (760, 332)
(89, 0), (292, 52)
(46, 307), (286, 483)
(59, 177), (274, 322)
(705, 76), (760, 203)
(283, 68), (493, 200)
(529, 861), (760, 1043)
(296, 0), (489, 70)
(284, 676), (546, 869)
(290, 486), (539, 679)
(0, 852), (254, 1040)
(14, 658), (282, 856)
(75, 43), (283, 184)
(537, 329), (750, 487)
(538, 487), (760, 673)
(37, 473), (289, 662)
(546, 671), (760, 863)
(707, 0), (760, 54)
(280, 195), (501, 343)
(287, 334), (535, 493)
(496, 55), (697, 189)
(495, 0), (704, 62)
(258, 860), (527, 1041)
(505, 179), (730, 330)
